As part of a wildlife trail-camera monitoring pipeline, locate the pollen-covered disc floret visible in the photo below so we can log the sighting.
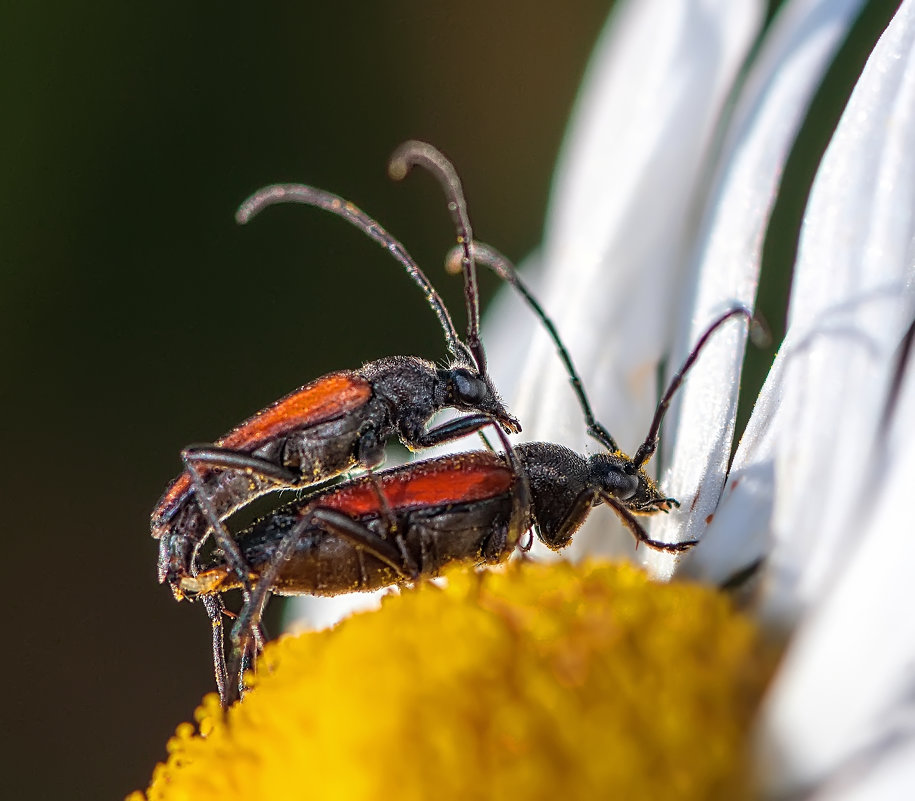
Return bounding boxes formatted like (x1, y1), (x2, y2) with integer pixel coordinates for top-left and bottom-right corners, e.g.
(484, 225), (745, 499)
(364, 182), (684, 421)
(132, 561), (772, 801)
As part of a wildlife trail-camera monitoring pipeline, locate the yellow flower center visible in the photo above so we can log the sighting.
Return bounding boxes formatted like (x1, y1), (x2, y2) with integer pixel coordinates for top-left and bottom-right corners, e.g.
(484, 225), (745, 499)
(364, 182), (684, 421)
(131, 560), (772, 801)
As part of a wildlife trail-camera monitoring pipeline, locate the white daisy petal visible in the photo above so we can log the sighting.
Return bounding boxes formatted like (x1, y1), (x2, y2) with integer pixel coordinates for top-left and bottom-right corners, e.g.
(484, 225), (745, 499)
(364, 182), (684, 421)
(757, 335), (915, 795)
(688, 0), (915, 597)
(496, 0), (763, 559)
(647, 0), (869, 580)
(808, 736), (915, 801)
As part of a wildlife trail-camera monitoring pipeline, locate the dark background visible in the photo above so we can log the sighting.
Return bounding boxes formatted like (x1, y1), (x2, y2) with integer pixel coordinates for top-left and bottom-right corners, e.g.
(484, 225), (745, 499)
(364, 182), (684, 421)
(1, 2), (610, 798)
(2, 1), (900, 797)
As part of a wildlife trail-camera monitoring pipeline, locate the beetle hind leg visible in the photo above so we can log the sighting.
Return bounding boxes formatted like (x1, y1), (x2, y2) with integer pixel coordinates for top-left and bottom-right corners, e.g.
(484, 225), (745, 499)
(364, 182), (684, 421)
(223, 507), (415, 705)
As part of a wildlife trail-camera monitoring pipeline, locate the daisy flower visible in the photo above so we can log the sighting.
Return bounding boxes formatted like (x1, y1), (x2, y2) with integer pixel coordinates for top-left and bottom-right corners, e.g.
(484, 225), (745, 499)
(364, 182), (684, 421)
(132, 0), (915, 798)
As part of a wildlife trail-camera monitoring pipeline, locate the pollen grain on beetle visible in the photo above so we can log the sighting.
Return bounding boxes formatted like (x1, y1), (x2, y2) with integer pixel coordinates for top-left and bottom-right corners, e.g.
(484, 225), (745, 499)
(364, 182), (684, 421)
(133, 560), (774, 801)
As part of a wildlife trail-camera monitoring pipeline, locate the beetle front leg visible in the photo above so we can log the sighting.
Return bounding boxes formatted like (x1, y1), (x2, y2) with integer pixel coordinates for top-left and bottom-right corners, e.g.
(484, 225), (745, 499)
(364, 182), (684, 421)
(599, 491), (697, 553)
(634, 495), (680, 513)
(405, 412), (497, 449)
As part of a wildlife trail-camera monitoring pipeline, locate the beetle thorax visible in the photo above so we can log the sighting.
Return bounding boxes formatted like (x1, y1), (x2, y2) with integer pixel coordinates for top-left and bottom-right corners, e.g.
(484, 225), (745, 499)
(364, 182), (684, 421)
(362, 356), (439, 417)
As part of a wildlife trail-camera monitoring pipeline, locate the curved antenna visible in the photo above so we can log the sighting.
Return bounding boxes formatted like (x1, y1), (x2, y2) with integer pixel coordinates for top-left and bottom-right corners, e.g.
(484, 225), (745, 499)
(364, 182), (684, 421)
(388, 141), (486, 374)
(236, 184), (472, 364)
(446, 241), (619, 453)
(631, 306), (764, 469)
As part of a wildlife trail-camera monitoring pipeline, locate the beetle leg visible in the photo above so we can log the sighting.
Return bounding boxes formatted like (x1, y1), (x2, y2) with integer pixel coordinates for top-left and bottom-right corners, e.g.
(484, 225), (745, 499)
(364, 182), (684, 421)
(355, 428), (385, 470)
(356, 548), (368, 587)
(176, 446), (301, 615)
(181, 445), (299, 484)
(635, 496), (680, 513)
(180, 452), (294, 647)
(310, 509), (414, 579)
(182, 450), (256, 595)
(479, 521), (511, 564)
(599, 491), (697, 553)
(224, 506), (414, 705)
(202, 594), (229, 706)
(183, 449), (268, 704)
(413, 523), (434, 579)
(365, 468), (419, 577)
(170, 446), (298, 593)
(411, 412), (500, 448)
(223, 513), (306, 705)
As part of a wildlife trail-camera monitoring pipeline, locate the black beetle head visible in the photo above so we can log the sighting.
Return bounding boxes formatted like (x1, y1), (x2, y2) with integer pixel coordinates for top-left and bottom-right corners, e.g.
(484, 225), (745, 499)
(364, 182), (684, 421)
(446, 365), (521, 434)
(587, 452), (676, 513)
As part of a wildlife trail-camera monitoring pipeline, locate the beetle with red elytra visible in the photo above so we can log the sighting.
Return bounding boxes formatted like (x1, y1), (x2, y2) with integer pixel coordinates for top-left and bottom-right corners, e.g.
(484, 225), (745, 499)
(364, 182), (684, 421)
(152, 142), (521, 602)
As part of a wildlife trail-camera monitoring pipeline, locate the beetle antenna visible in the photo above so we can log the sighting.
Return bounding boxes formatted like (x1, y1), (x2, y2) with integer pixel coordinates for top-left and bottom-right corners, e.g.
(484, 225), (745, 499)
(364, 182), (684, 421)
(631, 306), (764, 469)
(236, 184), (471, 364)
(388, 141), (486, 374)
(446, 241), (619, 453)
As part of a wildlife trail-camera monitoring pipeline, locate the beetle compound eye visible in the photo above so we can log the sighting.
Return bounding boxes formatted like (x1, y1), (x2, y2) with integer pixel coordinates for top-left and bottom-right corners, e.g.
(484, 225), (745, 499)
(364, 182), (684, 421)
(591, 458), (640, 501)
(452, 369), (488, 404)
(618, 473), (639, 501)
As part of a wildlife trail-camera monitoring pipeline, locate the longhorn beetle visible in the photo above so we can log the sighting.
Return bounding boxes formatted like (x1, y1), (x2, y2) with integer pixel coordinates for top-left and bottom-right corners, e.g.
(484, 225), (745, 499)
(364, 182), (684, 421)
(185, 296), (758, 705)
(152, 142), (521, 600)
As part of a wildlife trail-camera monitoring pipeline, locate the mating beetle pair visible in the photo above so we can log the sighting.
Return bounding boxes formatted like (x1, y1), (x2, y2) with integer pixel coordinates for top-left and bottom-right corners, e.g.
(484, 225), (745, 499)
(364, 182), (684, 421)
(152, 142), (518, 598)
(152, 141), (755, 705)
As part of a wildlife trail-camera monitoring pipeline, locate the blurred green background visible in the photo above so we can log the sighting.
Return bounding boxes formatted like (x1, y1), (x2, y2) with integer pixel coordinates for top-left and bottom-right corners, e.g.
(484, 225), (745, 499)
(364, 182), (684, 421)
(1, 1), (900, 797)
(1, 2), (609, 798)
